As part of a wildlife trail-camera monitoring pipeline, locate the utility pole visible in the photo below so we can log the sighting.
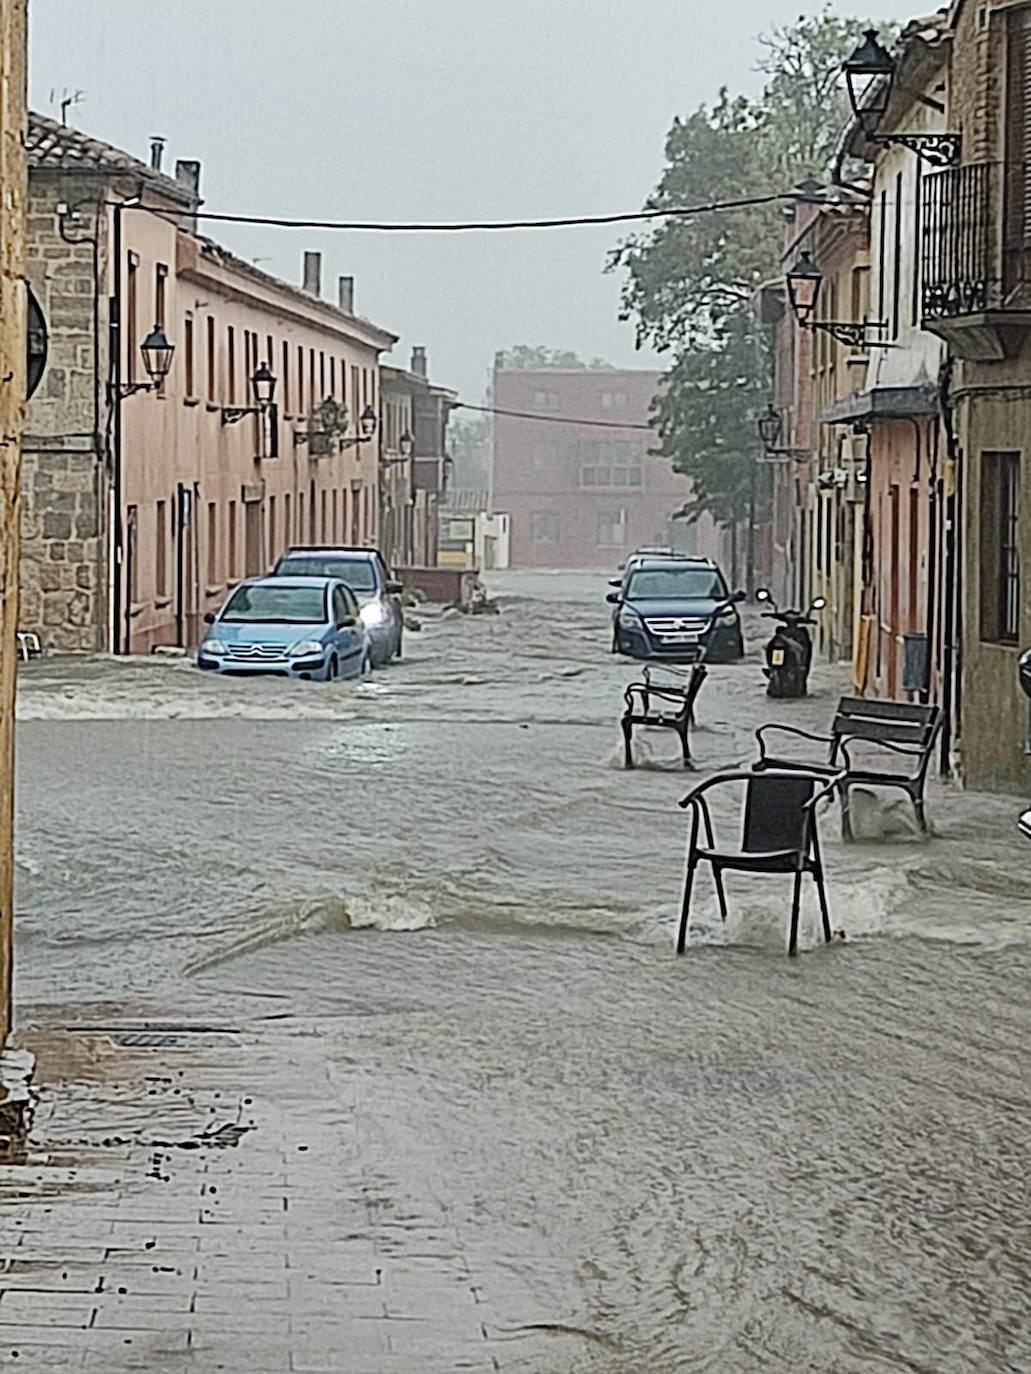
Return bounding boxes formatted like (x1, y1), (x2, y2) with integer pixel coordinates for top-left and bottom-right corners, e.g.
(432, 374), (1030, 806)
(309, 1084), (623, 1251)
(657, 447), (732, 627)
(0, 0), (28, 1044)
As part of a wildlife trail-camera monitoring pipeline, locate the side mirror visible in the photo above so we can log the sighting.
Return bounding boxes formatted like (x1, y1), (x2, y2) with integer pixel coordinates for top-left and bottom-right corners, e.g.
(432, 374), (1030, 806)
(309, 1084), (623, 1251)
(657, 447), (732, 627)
(755, 588), (771, 603)
(608, 577), (621, 588)
(339, 615), (357, 628)
(204, 612), (216, 625)
(811, 596), (827, 612)
(386, 580), (403, 595)
(606, 592), (621, 605)
(730, 590), (747, 604)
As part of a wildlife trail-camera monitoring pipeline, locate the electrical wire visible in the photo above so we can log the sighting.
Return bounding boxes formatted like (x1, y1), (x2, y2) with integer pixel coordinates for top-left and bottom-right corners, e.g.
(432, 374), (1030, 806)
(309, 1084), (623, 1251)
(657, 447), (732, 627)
(112, 191), (793, 234)
(455, 401), (653, 431)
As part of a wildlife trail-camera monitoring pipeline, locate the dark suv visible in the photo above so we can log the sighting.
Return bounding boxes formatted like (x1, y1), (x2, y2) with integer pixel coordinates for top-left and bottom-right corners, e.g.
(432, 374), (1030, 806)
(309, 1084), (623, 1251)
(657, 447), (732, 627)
(607, 557), (745, 662)
(272, 546), (404, 667)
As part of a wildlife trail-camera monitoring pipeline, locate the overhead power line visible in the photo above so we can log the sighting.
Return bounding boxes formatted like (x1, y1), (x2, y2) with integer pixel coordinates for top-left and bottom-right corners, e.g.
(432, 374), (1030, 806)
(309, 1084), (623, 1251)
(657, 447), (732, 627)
(455, 401), (653, 431)
(120, 191), (792, 234)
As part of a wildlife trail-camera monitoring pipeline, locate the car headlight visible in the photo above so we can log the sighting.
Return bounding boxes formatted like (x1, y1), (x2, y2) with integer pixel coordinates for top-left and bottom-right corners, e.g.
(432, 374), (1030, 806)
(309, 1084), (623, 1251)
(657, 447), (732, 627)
(360, 602), (387, 627)
(200, 638), (227, 656)
(288, 639), (325, 658)
(619, 607), (642, 628)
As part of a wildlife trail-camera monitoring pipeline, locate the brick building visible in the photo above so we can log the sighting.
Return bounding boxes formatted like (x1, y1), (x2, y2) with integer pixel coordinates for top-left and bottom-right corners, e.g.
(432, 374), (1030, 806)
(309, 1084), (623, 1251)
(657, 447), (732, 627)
(24, 114), (400, 653)
(490, 365), (722, 570)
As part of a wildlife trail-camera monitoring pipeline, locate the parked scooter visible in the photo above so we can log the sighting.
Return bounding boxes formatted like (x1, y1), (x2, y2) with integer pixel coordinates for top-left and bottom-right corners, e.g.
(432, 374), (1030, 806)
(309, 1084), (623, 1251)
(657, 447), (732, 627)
(1018, 648), (1031, 839)
(755, 588), (827, 698)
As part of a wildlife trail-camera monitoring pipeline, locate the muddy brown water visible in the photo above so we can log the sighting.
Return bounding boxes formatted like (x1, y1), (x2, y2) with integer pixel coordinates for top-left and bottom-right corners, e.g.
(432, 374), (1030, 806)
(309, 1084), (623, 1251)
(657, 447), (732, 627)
(12, 570), (1031, 1371)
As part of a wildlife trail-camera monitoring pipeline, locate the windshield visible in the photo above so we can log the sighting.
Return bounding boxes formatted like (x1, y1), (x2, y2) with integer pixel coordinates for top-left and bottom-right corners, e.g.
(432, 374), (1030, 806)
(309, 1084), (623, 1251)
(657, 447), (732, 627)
(221, 583), (328, 624)
(278, 557), (377, 592)
(626, 567), (726, 600)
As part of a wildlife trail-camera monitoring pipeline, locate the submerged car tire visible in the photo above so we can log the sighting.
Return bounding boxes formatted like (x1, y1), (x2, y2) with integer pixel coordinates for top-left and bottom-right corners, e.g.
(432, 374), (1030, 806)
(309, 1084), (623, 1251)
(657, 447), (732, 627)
(394, 627), (403, 660)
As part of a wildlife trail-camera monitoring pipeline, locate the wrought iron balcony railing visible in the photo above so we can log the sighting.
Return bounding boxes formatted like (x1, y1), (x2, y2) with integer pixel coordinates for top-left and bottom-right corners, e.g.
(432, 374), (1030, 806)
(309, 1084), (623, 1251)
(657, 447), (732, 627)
(921, 161), (1031, 321)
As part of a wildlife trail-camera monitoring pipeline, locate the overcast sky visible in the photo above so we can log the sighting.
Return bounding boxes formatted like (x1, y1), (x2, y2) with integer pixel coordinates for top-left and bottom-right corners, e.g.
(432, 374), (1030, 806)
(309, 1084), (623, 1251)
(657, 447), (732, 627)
(30, 0), (918, 402)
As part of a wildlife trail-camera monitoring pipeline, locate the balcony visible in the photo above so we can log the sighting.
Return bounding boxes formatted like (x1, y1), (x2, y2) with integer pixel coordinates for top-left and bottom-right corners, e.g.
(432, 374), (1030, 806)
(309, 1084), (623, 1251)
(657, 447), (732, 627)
(921, 162), (1031, 361)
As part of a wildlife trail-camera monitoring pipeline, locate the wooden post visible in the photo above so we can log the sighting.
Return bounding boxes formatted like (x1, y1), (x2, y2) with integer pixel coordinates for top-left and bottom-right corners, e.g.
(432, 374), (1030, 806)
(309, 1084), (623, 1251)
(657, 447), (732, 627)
(0, 0), (28, 1045)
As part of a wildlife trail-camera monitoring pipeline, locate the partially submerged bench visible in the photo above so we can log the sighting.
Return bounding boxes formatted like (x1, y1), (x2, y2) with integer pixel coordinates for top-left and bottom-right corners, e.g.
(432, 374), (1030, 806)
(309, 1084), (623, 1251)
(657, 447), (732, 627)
(755, 696), (943, 840)
(622, 663), (707, 769)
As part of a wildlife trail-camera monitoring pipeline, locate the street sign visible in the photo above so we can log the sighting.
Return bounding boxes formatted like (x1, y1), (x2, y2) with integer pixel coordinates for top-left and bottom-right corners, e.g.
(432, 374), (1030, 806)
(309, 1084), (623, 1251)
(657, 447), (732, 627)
(26, 285), (47, 401)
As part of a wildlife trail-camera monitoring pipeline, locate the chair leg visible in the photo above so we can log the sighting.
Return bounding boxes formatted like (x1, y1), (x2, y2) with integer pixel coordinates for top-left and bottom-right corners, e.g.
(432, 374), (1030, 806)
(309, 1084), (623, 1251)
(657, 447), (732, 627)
(679, 718), (693, 769)
(622, 718), (634, 770)
(787, 870), (803, 957)
(712, 865), (729, 922)
(677, 859), (699, 955)
(913, 793), (928, 833)
(810, 831), (831, 944)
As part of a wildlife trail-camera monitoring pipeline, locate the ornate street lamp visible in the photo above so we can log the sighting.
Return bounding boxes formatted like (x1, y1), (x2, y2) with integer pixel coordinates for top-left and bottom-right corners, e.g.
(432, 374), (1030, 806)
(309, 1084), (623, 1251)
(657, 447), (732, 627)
(757, 403), (784, 454)
(785, 250), (890, 349)
(785, 251), (823, 328)
(222, 361), (277, 425)
(843, 29), (895, 133)
(842, 28), (960, 167)
(110, 324), (175, 400)
(358, 404), (378, 440)
(399, 431), (414, 459)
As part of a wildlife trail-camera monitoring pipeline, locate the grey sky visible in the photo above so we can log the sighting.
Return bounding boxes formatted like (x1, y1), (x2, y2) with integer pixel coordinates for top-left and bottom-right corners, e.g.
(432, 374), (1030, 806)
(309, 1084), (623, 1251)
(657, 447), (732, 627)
(30, 0), (918, 403)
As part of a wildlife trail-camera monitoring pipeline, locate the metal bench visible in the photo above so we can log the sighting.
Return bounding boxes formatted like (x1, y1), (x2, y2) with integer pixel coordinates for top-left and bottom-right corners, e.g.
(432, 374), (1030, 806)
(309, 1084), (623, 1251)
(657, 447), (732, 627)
(622, 663), (707, 770)
(755, 696), (943, 841)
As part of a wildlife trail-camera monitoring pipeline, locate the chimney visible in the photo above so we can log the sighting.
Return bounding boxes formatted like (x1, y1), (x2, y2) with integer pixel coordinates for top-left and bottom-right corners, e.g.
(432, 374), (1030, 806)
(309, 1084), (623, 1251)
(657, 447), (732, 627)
(174, 159), (202, 235)
(411, 346), (427, 377)
(337, 275), (354, 313)
(303, 251), (322, 297)
(149, 136), (166, 172)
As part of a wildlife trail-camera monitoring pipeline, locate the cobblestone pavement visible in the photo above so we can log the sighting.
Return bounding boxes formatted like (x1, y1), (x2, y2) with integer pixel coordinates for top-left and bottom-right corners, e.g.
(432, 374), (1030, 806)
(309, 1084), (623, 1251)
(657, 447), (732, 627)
(0, 1021), (593, 1373)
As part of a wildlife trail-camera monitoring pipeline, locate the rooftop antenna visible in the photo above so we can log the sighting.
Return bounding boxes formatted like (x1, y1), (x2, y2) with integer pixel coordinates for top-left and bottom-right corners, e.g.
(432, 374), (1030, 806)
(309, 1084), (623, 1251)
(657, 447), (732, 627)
(50, 88), (84, 125)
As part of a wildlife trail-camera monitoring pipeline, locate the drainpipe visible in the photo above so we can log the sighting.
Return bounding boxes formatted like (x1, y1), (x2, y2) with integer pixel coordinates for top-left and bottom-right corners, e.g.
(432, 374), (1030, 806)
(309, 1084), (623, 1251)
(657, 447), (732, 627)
(938, 355), (959, 778)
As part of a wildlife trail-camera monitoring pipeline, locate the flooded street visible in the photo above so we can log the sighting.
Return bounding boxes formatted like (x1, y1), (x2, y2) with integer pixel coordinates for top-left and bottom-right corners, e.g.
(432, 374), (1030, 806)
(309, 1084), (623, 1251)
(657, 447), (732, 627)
(12, 571), (1031, 1371)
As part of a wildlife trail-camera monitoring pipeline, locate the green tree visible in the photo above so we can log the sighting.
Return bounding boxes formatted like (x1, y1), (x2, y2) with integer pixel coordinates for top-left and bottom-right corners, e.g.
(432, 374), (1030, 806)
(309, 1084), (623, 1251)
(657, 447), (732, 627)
(611, 7), (891, 546)
(495, 345), (613, 370)
(448, 414), (491, 491)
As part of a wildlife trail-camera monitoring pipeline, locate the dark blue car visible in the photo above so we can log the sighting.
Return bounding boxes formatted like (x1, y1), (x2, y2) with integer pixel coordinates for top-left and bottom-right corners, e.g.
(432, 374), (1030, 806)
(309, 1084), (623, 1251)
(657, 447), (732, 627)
(607, 558), (745, 663)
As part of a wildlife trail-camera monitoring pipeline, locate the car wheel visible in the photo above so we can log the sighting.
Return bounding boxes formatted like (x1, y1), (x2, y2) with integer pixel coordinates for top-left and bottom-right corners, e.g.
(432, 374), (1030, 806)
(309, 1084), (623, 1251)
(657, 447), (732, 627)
(394, 627), (403, 660)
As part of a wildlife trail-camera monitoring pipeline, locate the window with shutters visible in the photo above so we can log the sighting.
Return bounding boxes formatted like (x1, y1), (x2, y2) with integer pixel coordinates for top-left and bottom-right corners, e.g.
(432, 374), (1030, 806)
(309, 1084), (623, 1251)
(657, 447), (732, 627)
(980, 451), (1021, 645)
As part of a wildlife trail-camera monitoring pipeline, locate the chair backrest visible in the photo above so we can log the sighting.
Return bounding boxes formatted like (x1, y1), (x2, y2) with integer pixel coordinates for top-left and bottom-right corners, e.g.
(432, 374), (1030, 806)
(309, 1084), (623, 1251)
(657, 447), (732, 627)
(742, 773), (816, 853)
(832, 696), (941, 750)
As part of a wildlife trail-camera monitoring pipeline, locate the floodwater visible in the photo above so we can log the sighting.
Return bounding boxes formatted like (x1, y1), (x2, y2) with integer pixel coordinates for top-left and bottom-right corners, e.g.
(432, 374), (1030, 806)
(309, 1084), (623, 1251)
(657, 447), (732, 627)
(13, 570), (1031, 1371)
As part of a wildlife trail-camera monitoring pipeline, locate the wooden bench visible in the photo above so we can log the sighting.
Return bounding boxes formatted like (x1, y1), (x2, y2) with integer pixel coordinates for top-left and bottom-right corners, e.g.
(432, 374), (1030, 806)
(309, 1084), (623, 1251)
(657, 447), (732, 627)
(622, 663), (708, 769)
(755, 696), (943, 841)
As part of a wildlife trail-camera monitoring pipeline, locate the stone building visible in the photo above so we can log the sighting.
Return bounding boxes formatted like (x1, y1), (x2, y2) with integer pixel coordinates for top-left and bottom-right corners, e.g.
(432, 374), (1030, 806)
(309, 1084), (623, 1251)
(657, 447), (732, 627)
(381, 349), (456, 570)
(24, 114), (400, 654)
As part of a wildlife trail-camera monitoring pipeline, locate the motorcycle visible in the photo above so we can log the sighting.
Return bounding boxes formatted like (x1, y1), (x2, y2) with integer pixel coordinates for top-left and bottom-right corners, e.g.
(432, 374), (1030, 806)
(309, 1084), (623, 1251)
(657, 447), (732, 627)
(1018, 648), (1031, 839)
(755, 588), (827, 698)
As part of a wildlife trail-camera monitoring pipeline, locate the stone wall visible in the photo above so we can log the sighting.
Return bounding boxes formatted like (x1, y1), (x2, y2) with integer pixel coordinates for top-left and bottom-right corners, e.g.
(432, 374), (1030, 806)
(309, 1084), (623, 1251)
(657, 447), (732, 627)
(23, 173), (109, 651)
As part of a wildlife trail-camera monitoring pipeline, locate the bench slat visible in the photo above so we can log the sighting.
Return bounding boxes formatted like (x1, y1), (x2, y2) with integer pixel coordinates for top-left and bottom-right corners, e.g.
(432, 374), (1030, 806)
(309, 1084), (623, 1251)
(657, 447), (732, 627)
(832, 716), (932, 746)
(837, 696), (938, 725)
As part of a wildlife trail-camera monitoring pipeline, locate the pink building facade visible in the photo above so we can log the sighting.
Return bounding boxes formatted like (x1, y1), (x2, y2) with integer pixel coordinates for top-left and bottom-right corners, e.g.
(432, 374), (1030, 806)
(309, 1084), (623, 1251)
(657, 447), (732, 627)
(490, 366), (723, 570)
(24, 115), (399, 654)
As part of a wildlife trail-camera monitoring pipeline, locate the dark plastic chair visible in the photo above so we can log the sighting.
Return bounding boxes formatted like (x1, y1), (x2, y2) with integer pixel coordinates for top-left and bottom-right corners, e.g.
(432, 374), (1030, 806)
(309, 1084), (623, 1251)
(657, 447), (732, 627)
(676, 769), (840, 958)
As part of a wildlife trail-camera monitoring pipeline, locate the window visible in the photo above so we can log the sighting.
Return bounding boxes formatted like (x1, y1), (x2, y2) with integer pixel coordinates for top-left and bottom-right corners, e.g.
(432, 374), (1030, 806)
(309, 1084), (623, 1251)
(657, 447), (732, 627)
(207, 502), (217, 585)
(601, 391), (627, 410)
(284, 493), (292, 543)
(530, 511), (559, 545)
(206, 317), (216, 403)
(981, 451), (1021, 643)
(268, 495), (276, 563)
(298, 345), (305, 414)
(340, 361), (348, 407)
(596, 509), (626, 549)
(282, 340), (291, 414)
(298, 493), (305, 542)
(266, 335), (273, 375)
(319, 352), (326, 400)
(351, 367), (360, 424)
(578, 440), (643, 489)
(332, 489), (339, 540)
(126, 254), (139, 383)
(321, 490), (328, 541)
(183, 315), (195, 398)
(341, 489), (349, 541)
(155, 500), (167, 598)
(309, 350), (316, 408)
(228, 501), (238, 580)
(127, 505), (139, 603)
(226, 326), (236, 404)
(329, 357), (336, 398)
(533, 390), (560, 410)
(154, 264), (168, 328)
(892, 171), (903, 341)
